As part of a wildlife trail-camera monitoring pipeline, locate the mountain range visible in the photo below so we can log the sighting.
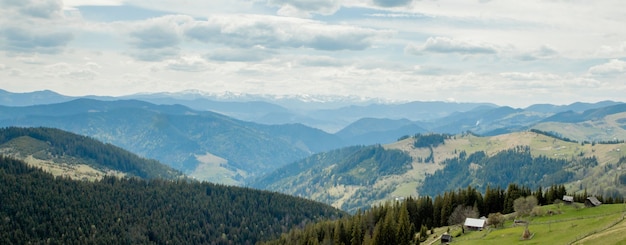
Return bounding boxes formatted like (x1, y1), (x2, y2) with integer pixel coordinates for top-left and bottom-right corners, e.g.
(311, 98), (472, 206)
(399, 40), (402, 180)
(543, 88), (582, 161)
(0, 98), (344, 184)
(1, 89), (626, 190)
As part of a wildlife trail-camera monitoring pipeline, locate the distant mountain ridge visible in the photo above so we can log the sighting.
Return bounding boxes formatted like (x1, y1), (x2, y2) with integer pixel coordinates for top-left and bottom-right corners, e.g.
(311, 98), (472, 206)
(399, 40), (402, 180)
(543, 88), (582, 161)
(0, 98), (346, 184)
(2, 89), (623, 137)
(0, 89), (72, 106)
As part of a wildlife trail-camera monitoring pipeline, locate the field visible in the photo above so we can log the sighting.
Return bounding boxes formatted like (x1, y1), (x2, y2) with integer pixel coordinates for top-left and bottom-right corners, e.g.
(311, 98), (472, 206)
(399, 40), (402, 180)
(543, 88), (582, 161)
(422, 203), (626, 245)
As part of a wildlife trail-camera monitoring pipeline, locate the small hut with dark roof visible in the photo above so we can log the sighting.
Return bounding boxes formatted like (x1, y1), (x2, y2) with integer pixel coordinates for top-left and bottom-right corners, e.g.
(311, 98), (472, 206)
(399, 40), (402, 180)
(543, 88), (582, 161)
(585, 196), (602, 207)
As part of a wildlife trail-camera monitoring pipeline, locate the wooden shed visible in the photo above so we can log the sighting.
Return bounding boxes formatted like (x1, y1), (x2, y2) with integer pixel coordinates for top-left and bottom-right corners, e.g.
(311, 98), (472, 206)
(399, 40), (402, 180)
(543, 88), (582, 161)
(464, 218), (486, 231)
(585, 196), (602, 207)
(563, 195), (574, 204)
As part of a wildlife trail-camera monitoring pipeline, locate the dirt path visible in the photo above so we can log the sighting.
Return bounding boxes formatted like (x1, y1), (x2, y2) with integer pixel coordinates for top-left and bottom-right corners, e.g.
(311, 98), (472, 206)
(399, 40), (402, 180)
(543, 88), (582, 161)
(572, 214), (626, 244)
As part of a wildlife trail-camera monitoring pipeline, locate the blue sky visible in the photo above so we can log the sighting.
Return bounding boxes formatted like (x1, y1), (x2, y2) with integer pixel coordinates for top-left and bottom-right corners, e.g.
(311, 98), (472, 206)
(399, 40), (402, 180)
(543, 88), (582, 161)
(1, 0), (625, 107)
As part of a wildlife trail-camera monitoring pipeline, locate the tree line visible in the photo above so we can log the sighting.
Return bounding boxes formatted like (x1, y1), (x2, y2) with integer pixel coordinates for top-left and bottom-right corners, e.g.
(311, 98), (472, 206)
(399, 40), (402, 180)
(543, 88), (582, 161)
(263, 184), (623, 245)
(413, 133), (451, 148)
(419, 146), (578, 196)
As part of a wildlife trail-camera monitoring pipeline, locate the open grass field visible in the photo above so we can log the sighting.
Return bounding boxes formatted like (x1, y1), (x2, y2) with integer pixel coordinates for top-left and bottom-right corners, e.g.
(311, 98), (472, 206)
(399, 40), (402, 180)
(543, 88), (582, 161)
(533, 111), (626, 143)
(439, 203), (626, 245)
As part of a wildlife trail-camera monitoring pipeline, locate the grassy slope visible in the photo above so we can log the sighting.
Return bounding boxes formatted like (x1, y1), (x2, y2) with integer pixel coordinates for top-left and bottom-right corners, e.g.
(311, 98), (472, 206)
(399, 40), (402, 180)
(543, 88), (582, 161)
(533, 111), (626, 142)
(260, 131), (625, 212)
(0, 132), (181, 180)
(384, 131), (626, 199)
(0, 136), (123, 181)
(442, 204), (626, 245)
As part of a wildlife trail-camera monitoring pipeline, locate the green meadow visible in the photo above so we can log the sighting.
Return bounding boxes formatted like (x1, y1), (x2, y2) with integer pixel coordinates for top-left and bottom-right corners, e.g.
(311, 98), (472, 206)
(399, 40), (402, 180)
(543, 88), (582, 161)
(435, 203), (626, 245)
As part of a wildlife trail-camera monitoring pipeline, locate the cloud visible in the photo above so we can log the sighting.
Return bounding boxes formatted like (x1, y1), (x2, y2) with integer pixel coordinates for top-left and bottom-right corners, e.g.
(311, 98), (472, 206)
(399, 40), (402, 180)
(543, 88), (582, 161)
(43, 62), (99, 80)
(499, 72), (561, 82)
(588, 59), (626, 76)
(130, 25), (180, 49)
(372, 0), (412, 8)
(2, 27), (73, 54)
(126, 47), (180, 62)
(163, 56), (210, 72)
(405, 37), (498, 55)
(185, 15), (389, 51)
(0, 0), (73, 54)
(516, 45), (559, 61)
(269, 0), (341, 17)
(205, 47), (275, 62)
(596, 42), (626, 58)
(2, 0), (63, 19)
(126, 15), (192, 61)
(295, 55), (345, 67)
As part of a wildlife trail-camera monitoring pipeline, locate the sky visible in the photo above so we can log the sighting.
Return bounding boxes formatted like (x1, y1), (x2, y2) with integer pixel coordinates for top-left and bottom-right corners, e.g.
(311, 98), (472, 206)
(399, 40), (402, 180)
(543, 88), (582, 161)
(1, 0), (625, 108)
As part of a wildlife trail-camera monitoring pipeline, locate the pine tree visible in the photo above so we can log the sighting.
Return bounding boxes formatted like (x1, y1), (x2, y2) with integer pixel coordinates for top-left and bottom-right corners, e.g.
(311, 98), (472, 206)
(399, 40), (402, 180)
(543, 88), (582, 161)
(396, 205), (413, 245)
(350, 213), (363, 245)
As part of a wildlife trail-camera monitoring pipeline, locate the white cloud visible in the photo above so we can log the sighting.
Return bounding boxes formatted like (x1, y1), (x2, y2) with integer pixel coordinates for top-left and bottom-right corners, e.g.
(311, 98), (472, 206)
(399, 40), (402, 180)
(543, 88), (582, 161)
(516, 45), (559, 61)
(588, 59), (626, 76)
(0, 0), (74, 54)
(206, 46), (275, 62)
(294, 55), (346, 67)
(2, 0), (64, 19)
(1, 0), (625, 108)
(371, 0), (412, 8)
(185, 14), (391, 51)
(499, 72), (561, 82)
(269, 0), (341, 17)
(405, 37), (498, 55)
(124, 15), (193, 61)
(596, 42), (626, 58)
(43, 62), (99, 80)
(63, 0), (123, 8)
(2, 27), (73, 54)
(162, 56), (211, 72)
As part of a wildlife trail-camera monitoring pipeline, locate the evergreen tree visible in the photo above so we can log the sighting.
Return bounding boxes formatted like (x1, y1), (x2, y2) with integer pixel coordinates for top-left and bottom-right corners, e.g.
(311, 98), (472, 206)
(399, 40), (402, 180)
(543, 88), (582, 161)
(396, 204), (413, 245)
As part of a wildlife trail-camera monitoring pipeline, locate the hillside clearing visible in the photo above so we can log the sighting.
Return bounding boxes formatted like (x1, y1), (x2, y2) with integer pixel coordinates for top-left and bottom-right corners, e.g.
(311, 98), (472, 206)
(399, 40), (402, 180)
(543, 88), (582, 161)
(450, 204), (626, 245)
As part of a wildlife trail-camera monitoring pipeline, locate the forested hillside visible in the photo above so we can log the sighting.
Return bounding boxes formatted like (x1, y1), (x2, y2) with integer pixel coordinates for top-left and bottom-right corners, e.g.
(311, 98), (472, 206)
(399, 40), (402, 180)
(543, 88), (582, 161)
(419, 146), (578, 196)
(0, 127), (181, 179)
(0, 156), (345, 244)
(252, 145), (413, 212)
(256, 131), (626, 213)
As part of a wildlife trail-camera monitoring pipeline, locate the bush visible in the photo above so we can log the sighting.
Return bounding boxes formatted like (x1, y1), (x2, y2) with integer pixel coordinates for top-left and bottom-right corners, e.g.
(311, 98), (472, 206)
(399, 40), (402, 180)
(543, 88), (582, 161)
(488, 213), (505, 228)
(530, 207), (545, 217)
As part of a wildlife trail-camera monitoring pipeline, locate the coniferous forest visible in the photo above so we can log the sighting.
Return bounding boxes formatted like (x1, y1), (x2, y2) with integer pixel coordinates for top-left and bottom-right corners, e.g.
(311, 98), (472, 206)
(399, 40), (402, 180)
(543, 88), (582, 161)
(263, 184), (623, 245)
(0, 156), (345, 244)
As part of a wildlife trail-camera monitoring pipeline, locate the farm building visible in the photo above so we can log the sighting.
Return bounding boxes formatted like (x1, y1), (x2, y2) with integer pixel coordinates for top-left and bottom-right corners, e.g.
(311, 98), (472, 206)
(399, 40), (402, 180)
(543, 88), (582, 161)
(563, 195), (574, 204)
(585, 196), (602, 207)
(464, 218), (486, 231)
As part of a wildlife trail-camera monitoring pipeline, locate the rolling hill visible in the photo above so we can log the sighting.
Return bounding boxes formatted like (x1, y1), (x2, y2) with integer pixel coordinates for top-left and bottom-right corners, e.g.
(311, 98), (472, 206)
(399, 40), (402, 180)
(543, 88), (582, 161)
(532, 104), (626, 142)
(253, 131), (626, 212)
(0, 127), (181, 180)
(0, 99), (345, 185)
(335, 118), (427, 145)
